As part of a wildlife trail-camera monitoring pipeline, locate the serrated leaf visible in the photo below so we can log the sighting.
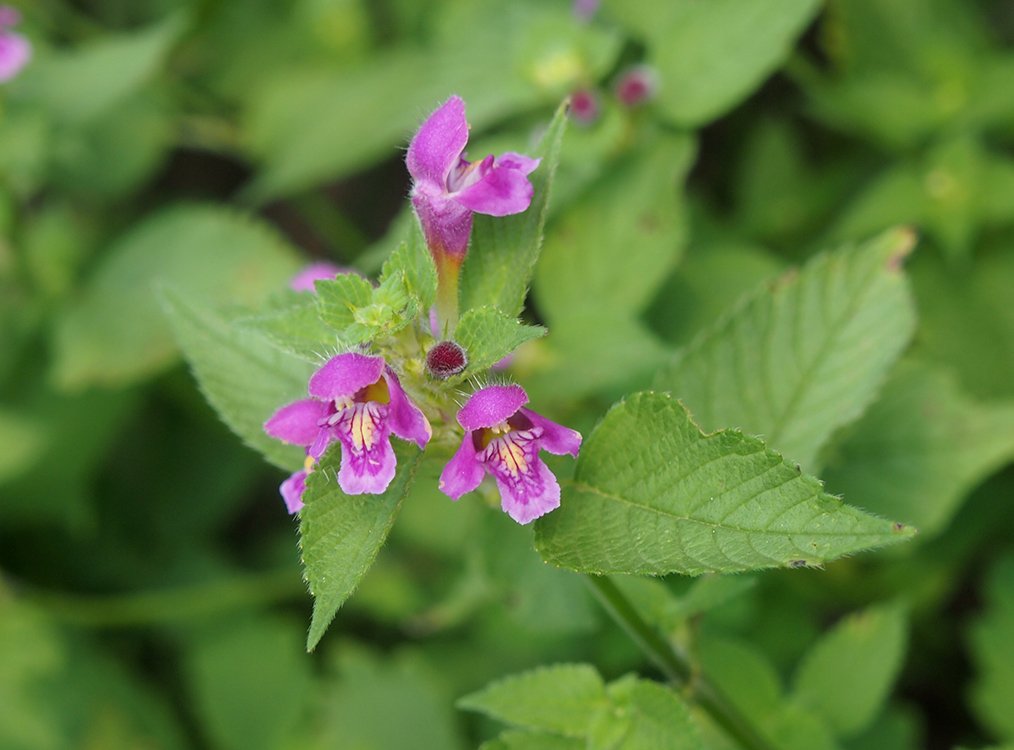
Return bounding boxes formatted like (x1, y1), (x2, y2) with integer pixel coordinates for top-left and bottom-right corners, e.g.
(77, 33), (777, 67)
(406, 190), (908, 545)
(589, 679), (702, 750)
(53, 205), (301, 389)
(300, 443), (421, 651)
(535, 393), (913, 576)
(315, 273), (375, 333)
(613, 0), (820, 126)
(655, 228), (917, 470)
(234, 291), (340, 364)
(460, 101), (568, 317)
(315, 271), (418, 345)
(459, 664), (606, 739)
(381, 229), (437, 312)
(160, 287), (311, 471)
(454, 307), (546, 376)
(822, 360), (1014, 536)
(792, 604), (908, 737)
(535, 134), (694, 324)
(969, 555), (1014, 742)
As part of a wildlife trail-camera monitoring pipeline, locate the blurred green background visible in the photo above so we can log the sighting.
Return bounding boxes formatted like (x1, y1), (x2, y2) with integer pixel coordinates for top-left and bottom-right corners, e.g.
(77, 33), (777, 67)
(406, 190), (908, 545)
(2, 1), (1014, 748)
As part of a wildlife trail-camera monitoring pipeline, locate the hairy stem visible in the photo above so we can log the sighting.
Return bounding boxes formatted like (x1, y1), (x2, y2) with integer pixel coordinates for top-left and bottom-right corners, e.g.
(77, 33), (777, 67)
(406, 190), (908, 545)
(585, 575), (777, 750)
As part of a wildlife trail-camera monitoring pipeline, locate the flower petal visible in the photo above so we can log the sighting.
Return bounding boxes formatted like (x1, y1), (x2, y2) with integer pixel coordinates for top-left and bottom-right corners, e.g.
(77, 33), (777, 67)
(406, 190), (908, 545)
(264, 398), (330, 446)
(454, 153), (541, 217)
(279, 470), (307, 514)
(439, 434), (485, 500)
(520, 408), (582, 457)
(383, 368), (431, 449)
(495, 457), (561, 525)
(406, 95), (469, 187)
(289, 262), (346, 292)
(458, 384), (528, 431)
(308, 353), (386, 400)
(337, 433), (397, 495)
(0, 31), (31, 82)
(411, 189), (473, 259)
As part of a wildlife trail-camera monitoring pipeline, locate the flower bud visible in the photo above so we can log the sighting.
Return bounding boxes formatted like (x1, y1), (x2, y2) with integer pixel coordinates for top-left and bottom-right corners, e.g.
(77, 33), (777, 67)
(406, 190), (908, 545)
(614, 65), (659, 108)
(426, 340), (468, 379)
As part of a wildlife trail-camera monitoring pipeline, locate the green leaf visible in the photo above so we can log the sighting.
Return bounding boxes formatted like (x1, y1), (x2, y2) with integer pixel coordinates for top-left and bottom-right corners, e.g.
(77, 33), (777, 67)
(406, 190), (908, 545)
(911, 250), (1014, 400)
(315, 271), (419, 345)
(314, 273), (375, 332)
(614, 0), (820, 126)
(655, 228), (917, 470)
(21, 14), (184, 125)
(792, 604), (909, 737)
(535, 392), (913, 576)
(459, 664), (607, 738)
(822, 360), (1014, 536)
(969, 555), (1014, 742)
(454, 307), (546, 376)
(381, 230), (437, 313)
(312, 648), (466, 750)
(534, 134), (695, 324)
(481, 731), (584, 750)
(615, 575), (758, 632)
(589, 678), (703, 750)
(53, 205), (301, 389)
(185, 618), (311, 750)
(234, 291), (340, 364)
(300, 443), (421, 651)
(693, 635), (839, 750)
(460, 101), (568, 317)
(160, 287), (311, 471)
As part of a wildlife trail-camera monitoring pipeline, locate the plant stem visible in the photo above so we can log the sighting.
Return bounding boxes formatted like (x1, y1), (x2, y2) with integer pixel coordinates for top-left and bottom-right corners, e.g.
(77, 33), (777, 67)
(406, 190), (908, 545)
(585, 575), (777, 750)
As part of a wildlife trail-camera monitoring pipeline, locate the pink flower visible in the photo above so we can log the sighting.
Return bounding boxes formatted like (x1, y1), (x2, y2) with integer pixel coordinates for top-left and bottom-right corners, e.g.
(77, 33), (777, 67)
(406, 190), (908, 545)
(407, 96), (540, 263)
(439, 384), (581, 525)
(0, 7), (31, 83)
(264, 353), (431, 508)
(614, 65), (659, 108)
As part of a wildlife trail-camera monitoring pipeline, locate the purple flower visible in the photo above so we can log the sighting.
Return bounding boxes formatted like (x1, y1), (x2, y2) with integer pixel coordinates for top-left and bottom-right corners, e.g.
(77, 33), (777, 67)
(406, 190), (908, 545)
(289, 262), (348, 292)
(439, 384), (581, 525)
(614, 65), (659, 108)
(570, 88), (601, 125)
(572, 0), (601, 22)
(407, 96), (540, 263)
(0, 7), (30, 83)
(265, 353), (431, 504)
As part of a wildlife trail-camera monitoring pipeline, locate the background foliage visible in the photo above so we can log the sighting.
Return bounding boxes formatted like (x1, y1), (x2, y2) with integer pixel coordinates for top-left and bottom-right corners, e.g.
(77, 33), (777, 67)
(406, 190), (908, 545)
(2, 0), (1014, 748)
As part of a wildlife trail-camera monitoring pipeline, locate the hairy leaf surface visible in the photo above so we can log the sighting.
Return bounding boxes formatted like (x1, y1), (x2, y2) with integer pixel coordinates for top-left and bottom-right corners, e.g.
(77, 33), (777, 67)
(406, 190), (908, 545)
(656, 228), (916, 469)
(535, 393), (913, 575)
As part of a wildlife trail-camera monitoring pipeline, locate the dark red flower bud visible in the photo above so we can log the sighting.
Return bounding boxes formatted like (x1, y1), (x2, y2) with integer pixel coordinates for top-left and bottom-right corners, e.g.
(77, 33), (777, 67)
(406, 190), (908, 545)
(426, 340), (468, 379)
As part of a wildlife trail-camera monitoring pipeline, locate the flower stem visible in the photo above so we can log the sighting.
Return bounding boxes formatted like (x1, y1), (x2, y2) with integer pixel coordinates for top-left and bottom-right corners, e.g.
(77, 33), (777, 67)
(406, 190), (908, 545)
(585, 575), (777, 750)
(434, 254), (461, 335)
